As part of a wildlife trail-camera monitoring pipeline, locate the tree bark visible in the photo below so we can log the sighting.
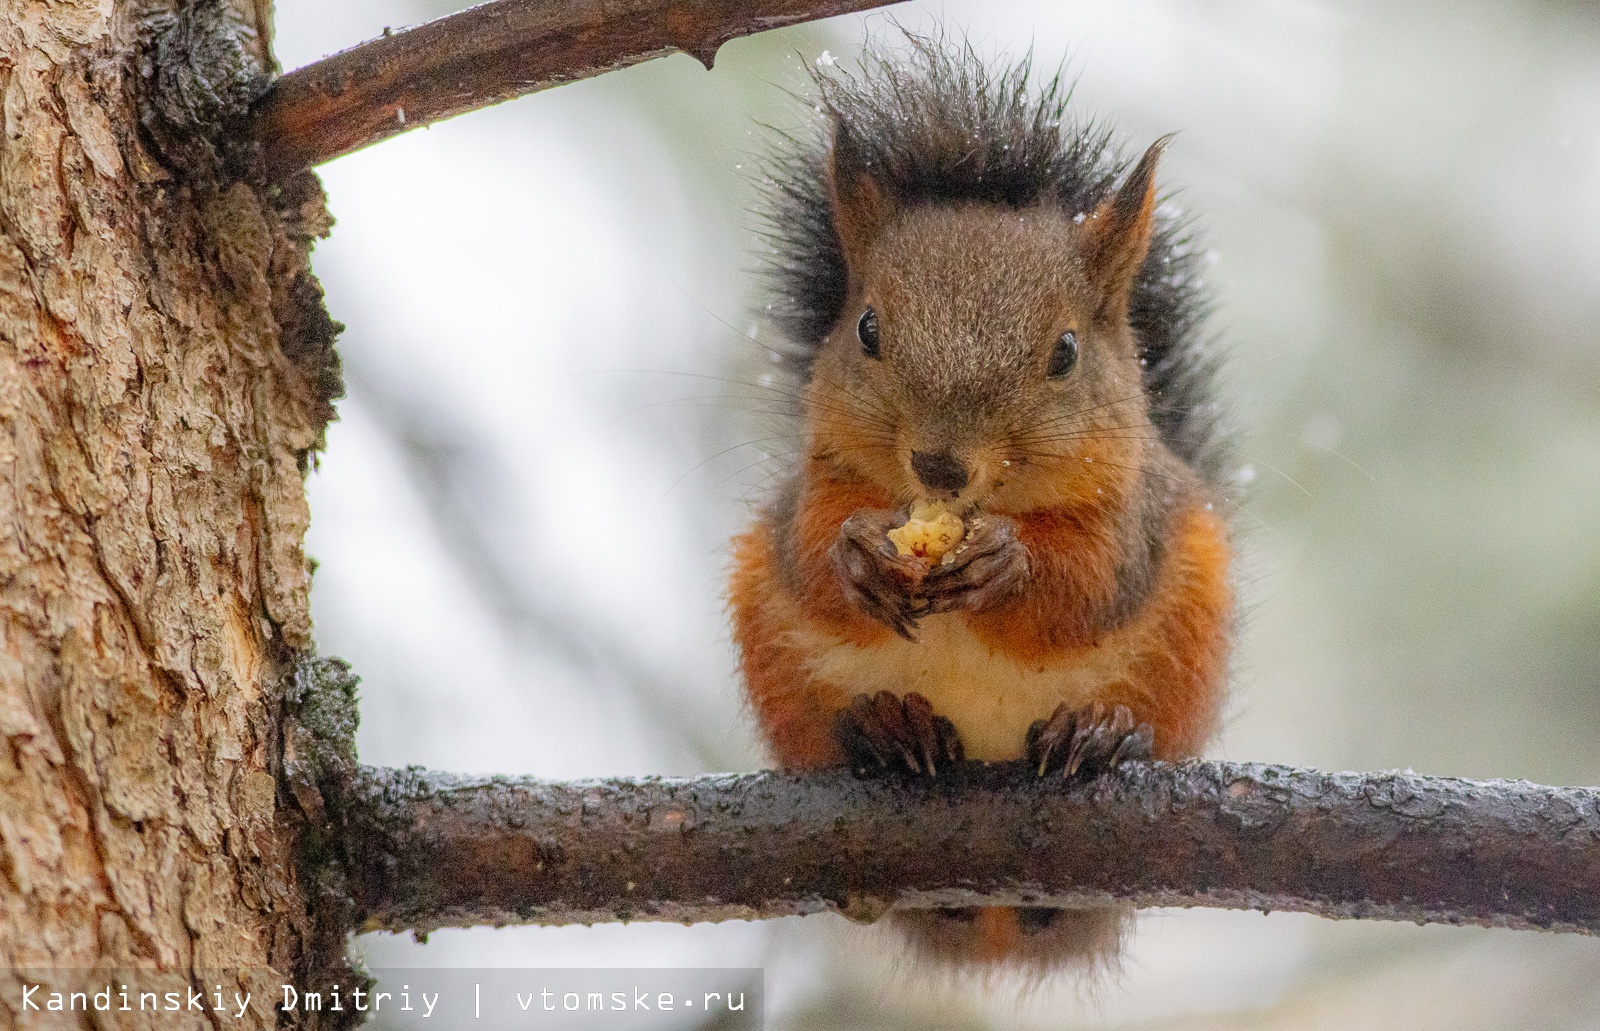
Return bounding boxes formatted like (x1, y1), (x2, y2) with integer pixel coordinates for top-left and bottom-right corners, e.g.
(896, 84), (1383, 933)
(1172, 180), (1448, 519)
(337, 763), (1600, 936)
(0, 1), (345, 1026)
(248, 0), (903, 177)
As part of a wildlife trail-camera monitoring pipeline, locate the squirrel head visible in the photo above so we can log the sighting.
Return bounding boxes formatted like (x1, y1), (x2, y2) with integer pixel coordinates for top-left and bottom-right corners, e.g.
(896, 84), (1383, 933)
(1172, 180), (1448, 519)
(803, 130), (1169, 514)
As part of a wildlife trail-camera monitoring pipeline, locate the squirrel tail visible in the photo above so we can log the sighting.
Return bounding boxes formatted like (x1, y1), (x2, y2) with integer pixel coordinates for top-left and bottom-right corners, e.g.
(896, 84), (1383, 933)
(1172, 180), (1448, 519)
(887, 905), (1131, 974)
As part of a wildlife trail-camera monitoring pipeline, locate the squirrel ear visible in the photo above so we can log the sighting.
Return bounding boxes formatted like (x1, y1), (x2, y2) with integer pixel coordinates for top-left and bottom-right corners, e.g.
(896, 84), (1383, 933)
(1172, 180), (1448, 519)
(1085, 135), (1171, 316)
(828, 120), (896, 270)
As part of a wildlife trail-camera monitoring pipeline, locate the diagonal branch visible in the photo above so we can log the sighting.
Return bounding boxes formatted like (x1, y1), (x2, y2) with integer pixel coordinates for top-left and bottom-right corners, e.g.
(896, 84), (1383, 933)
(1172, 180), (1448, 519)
(249, 0), (902, 177)
(334, 760), (1600, 935)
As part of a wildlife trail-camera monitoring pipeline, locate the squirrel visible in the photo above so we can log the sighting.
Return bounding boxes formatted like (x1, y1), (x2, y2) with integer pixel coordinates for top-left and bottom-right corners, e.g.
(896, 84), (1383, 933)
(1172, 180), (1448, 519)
(728, 36), (1235, 972)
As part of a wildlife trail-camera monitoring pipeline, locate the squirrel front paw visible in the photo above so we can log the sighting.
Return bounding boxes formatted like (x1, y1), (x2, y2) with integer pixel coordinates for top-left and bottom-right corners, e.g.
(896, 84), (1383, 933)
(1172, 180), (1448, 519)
(834, 691), (965, 778)
(919, 513), (1029, 615)
(1026, 701), (1153, 779)
(831, 508), (928, 639)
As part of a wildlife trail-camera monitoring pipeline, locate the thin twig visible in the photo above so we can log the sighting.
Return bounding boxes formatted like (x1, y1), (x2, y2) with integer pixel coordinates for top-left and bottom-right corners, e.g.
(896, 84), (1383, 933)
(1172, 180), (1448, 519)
(334, 761), (1600, 935)
(249, 0), (902, 177)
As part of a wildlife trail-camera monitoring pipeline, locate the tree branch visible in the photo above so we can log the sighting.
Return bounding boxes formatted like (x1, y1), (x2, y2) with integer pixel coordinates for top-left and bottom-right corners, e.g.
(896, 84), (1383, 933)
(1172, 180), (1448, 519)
(336, 761), (1600, 935)
(249, 0), (902, 177)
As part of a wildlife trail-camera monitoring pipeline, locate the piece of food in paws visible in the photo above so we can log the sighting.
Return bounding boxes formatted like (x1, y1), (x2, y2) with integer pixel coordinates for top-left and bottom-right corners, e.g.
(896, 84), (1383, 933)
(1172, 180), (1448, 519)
(886, 501), (966, 562)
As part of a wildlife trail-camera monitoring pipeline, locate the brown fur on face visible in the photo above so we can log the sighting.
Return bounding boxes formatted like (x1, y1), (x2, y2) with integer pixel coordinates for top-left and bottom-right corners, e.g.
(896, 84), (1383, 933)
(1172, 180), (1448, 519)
(806, 144), (1162, 519)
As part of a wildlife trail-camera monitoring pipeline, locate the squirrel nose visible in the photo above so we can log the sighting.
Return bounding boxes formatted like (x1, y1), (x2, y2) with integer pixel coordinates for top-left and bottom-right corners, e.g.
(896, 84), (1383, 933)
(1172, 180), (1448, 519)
(911, 450), (970, 493)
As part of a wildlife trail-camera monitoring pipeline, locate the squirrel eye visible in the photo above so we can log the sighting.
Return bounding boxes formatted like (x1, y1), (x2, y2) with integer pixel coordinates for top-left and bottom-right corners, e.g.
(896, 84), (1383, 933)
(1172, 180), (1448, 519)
(857, 307), (881, 358)
(1048, 330), (1079, 378)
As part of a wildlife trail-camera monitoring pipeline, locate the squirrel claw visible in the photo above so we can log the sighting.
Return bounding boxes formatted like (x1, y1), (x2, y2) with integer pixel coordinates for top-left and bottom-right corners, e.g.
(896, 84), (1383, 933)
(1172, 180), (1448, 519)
(832, 509), (927, 638)
(920, 515), (1028, 615)
(1026, 701), (1153, 779)
(835, 691), (964, 778)
(848, 589), (919, 640)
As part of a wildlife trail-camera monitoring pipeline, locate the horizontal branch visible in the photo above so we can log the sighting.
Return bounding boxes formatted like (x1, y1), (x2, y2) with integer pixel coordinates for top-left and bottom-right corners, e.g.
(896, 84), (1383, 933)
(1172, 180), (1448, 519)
(336, 761), (1600, 935)
(249, 0), (901, 177)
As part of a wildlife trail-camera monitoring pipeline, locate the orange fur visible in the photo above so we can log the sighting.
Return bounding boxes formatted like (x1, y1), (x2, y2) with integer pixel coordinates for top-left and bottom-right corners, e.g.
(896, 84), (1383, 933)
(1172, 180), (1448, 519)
(730, 71), (1232, 970)
(730, 463), (1231, 771)
(965, 497), (1234, 760)
(730, 524), (848, 769)
(729, 461), (1231, 967)
(972, 909), (1023, 962)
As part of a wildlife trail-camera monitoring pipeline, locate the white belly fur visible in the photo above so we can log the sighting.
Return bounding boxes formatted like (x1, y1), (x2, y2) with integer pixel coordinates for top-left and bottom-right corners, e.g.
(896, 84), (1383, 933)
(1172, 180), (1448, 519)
(788, 613), (1139, 761)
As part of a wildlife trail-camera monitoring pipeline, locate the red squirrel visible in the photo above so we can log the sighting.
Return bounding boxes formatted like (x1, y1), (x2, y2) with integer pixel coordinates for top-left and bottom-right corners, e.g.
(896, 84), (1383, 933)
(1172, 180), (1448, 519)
(729, 38), (1235, 971)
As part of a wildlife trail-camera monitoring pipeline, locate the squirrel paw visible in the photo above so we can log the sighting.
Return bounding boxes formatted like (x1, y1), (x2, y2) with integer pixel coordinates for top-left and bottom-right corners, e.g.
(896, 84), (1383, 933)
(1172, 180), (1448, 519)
(920, 513), (1029, 615)
(1026, 701), (1153, 779)
(834, 691), (965, 778)
(831, 509), (928, 640)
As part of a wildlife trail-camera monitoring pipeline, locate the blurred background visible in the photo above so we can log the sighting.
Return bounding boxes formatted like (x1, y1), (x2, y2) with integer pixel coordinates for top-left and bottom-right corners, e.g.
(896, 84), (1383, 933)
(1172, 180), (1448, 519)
(272, 0), (1600, 1027)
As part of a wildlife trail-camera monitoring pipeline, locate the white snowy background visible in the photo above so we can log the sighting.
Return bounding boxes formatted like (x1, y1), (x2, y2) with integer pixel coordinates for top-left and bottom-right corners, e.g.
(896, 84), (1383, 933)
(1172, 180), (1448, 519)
(271, 1), (1600, 1027)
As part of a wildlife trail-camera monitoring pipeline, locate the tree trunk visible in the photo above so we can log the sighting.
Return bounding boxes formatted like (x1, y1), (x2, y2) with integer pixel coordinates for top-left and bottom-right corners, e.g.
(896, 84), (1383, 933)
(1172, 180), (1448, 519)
(0, 1), (343, 1026)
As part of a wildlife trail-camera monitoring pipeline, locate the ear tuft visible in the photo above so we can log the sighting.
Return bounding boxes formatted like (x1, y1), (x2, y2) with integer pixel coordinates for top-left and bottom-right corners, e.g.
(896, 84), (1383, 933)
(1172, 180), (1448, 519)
(1085, 134), (1172, 316)
(828, 119), (897, 272)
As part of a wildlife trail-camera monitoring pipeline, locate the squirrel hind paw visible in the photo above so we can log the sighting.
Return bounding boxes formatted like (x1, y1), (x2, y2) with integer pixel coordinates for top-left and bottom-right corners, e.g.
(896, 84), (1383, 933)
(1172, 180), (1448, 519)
(834, 691), (965, 778)
(1027, 702), (1153, 779)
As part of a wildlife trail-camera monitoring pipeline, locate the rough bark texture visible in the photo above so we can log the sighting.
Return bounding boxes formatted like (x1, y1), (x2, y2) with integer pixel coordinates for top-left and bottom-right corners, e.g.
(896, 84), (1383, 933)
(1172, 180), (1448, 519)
(248, 0), (903, 177)
(339, 763), (1600, 936)
(0, 0), (345, 1026)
